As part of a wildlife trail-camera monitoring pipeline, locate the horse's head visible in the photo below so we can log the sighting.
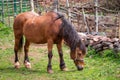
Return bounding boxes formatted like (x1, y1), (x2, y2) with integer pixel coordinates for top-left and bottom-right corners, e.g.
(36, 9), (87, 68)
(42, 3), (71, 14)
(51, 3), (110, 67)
(70, 40), (86, 70)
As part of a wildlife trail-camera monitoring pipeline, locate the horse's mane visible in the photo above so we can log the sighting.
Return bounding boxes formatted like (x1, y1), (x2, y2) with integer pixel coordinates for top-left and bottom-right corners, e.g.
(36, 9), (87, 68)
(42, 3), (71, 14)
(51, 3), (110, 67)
(55, 12), (86, 54)
(61, 17), (79, 50)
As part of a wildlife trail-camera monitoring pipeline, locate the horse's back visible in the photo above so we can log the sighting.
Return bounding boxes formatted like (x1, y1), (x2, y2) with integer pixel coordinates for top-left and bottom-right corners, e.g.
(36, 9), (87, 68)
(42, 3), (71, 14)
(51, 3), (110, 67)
(23, 16), (50, 43)
(13, 12), (38, 31)
(23, 14), (62, 44)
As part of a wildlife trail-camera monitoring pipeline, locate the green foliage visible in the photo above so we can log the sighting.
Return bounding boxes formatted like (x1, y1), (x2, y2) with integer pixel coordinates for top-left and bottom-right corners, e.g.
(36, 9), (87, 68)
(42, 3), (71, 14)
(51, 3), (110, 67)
(0, 22), (13, 46)
(87, 46), (120, 58)
(0, 23), (12, 34)
(87, 46), (97, 56)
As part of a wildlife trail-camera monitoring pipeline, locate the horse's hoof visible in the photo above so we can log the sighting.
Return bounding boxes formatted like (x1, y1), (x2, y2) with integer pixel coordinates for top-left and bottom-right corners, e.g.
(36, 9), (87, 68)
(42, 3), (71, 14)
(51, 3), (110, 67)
(47, 70), (54, 74)
(61, 67), (68, 71)
(25, 62), (31, 69)
(14, 62), (20, 69)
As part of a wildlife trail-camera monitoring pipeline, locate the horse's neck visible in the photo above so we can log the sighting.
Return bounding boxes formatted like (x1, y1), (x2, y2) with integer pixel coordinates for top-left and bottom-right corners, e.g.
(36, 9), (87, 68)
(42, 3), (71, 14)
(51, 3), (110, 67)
(62, 19), (79, 50)
(63, 33), (79, 49)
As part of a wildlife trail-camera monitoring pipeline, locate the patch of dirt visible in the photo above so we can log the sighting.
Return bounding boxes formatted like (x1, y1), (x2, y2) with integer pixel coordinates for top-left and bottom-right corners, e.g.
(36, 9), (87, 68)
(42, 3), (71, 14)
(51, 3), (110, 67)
(0, 45), (13, 50)
(9, 44), (48, 65)
(29, 44), (48, 59)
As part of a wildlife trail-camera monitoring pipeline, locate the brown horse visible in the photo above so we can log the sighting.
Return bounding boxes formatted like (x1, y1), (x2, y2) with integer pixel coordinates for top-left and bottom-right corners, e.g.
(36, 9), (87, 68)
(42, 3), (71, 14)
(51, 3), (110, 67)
(13, 11), (39, 68)
(13, 11), (86, 73)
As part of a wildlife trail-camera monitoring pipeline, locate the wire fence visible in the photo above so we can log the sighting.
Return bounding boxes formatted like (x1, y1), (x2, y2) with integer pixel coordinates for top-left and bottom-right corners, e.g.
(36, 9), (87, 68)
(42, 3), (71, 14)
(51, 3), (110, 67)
(0, 0), (31, 27)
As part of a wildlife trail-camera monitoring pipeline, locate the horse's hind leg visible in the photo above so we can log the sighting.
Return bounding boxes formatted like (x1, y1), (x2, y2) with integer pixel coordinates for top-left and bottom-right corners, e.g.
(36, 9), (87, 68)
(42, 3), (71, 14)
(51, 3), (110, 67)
(57, 42), (68, 71)
(24, 39), (31, 69)
(47, 39), (54, 73)
(14, 38), (22, 69)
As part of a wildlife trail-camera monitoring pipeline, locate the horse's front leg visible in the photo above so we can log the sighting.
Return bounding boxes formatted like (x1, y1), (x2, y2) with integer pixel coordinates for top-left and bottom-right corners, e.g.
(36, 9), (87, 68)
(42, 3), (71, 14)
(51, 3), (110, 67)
(47, 39), (54, 73)
(57, 42), (68, 71)
(24, 39), (31, 69)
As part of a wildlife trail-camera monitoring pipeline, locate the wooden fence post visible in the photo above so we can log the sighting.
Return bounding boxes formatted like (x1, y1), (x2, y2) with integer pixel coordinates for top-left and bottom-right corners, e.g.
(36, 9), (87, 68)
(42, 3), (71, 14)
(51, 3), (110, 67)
(66, 0), (71, 22)
(20, 0), (22, 13)
(119, 13), (120, 39)
(115, 14), (118, 38)
(14, 0), (17, 18)
(1, 0), (4, 23)
(82, 7), (90, 34)
(6, 0), (10, 26)
(30, 0), (34, 12)
(52, 0), (59, 12)
(94, 0), (99, 33)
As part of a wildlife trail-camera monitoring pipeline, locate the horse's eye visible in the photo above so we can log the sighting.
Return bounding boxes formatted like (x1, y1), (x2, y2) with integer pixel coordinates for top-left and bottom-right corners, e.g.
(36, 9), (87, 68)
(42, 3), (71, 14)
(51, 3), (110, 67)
(78, 53), (81, 56)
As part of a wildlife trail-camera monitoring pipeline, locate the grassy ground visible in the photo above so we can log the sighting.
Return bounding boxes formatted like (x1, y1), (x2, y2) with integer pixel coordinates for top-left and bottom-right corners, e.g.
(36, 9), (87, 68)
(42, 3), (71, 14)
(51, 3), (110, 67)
(0, 23), (120, 80)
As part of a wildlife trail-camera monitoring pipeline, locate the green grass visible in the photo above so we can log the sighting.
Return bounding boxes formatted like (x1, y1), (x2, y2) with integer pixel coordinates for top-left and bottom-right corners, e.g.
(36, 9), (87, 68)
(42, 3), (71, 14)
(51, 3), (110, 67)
(0, 23), (120, 80)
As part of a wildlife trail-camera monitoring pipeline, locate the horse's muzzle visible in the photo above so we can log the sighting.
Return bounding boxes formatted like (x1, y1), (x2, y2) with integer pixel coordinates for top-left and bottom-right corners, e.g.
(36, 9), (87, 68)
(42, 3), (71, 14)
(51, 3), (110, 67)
(77, 66), (83, 71)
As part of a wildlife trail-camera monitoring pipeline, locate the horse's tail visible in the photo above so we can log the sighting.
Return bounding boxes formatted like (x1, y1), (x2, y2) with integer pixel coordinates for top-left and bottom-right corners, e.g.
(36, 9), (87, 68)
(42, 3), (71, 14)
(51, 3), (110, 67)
(18, 36), (24, 52)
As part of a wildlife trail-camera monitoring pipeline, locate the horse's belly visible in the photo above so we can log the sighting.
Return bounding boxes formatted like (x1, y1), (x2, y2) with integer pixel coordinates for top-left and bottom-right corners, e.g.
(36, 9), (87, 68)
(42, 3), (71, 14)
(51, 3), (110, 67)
(23, 25), (48, 44)
(26, 36), (47, 44)
(23, 32), (47, 44)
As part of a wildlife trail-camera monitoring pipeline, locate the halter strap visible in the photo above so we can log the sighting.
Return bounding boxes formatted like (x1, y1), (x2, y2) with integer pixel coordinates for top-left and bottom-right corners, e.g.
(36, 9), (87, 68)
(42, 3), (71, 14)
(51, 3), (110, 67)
(74, 49), (84, 62)
(74, 58), (84, 62)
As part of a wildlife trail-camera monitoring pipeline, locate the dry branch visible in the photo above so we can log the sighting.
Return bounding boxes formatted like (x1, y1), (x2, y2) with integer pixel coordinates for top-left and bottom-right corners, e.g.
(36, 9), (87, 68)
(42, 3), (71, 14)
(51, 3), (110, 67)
(78, 32), (120, 56)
